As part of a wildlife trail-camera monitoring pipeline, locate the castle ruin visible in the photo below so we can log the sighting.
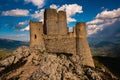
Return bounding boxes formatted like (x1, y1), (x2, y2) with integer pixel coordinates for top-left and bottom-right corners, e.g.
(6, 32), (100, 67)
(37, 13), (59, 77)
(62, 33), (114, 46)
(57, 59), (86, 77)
(30, 8), (94, 67)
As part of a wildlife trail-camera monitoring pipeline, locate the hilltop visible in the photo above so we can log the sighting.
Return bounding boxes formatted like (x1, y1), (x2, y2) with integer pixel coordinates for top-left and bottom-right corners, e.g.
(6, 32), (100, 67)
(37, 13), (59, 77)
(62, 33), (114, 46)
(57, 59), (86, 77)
(0, 46), (118, 80)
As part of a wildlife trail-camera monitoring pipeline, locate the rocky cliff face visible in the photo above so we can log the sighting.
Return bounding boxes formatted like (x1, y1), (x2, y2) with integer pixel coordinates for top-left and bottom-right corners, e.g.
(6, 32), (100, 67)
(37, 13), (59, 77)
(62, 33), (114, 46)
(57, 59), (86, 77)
(0, 46), (118, 80)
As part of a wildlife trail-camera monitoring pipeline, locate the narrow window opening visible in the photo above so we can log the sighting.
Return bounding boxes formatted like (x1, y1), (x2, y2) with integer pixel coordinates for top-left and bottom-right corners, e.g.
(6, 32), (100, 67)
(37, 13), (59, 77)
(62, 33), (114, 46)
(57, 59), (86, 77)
(35, 34), (37, 39)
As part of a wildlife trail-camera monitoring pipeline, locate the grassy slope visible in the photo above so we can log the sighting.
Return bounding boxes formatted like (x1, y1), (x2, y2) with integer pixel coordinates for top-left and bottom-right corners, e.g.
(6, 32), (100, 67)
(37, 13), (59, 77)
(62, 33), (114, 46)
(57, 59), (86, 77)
(0, 38), (29, 60)
(90, 39), (120, 57)
(89, 39), (120, 77)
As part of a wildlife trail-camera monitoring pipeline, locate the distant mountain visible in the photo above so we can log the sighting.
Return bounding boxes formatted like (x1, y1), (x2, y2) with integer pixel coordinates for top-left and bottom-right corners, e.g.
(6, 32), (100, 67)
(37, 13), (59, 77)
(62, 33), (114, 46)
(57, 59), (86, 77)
(0, 38), (29, 50)
(88, 37), (120, 57)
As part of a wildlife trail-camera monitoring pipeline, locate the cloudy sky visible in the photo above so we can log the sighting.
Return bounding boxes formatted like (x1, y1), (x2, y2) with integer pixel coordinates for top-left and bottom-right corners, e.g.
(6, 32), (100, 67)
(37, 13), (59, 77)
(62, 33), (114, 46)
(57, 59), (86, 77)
(0, 0), (120, 41)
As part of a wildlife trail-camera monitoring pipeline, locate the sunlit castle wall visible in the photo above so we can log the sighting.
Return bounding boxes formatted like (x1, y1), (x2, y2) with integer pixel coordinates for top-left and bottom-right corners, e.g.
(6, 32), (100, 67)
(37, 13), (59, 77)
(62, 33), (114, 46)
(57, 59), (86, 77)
(30, 8), (94, 67)
(30, 20), (45, 51)
(75, 22), (94, 67)
(44, 9), (58, 35)
(58, 11), (68, 35)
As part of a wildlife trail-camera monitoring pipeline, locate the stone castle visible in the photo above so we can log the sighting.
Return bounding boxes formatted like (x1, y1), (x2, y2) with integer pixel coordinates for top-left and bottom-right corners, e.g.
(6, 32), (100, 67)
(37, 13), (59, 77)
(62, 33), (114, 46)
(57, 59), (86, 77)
(30, 8), (94, 67)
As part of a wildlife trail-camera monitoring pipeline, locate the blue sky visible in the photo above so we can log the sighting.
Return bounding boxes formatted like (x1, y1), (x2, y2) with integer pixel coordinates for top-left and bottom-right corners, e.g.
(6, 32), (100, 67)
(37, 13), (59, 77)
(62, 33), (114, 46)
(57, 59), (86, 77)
(0, 0), (120, 41)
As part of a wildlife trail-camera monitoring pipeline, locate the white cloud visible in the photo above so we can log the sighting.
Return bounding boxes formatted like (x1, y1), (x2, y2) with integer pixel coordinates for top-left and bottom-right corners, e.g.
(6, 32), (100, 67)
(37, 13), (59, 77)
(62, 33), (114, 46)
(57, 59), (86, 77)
(67, 17), (76, 22)
(18, 21), (28, 25)
(87, 18), (118, 36)
(31, 9), (44, 22)
(24, 0), (44, 8)
(50, 4), (58, 9)
(57, 4), (83, 23)
(87, 8), (120, 36)
(96, 8), (120, 19)
(87, 19), (104, 25)
(58, 4), (83, 17)
(87, 24), (104, 36)
(15, 20), (28, 29)
(1, 9), (29, 16)
(0, 34), (29, 41)
(20, 25), (29, 31)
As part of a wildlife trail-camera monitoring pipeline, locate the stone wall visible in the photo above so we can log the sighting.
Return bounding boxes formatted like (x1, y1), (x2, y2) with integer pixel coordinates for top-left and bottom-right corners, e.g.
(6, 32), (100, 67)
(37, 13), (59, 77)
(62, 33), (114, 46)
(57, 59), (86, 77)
(29, 8), (95, 67)
(58, 11), (67, 35)
(30, 20), (45, 51)
(76, 22), (94, 67)
(44, 9), (58, 35)
(44, 9), (68, 35)
(44, 34), (76, 54)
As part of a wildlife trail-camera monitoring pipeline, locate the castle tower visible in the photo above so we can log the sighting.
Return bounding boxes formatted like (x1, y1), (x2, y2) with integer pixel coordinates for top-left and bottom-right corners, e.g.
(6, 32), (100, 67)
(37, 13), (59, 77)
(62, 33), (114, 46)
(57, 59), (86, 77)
(76, 22), (94, 67)
(58, 11), (67, 35)
(44, 9), (58, 35)
(30, 20), (45, 51)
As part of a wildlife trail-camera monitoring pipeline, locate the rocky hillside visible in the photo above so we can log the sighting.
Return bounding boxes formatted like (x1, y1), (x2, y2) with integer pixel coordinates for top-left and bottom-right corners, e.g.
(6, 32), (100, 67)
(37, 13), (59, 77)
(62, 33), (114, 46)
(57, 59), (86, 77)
(0, 46), (118, 80)
(94, 56), (120, 78)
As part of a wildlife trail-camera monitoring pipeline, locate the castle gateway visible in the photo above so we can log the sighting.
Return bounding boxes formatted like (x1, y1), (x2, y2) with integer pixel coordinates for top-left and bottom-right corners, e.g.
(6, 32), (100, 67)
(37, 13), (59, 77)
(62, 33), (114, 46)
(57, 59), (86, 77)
(30, 8), (94, 67)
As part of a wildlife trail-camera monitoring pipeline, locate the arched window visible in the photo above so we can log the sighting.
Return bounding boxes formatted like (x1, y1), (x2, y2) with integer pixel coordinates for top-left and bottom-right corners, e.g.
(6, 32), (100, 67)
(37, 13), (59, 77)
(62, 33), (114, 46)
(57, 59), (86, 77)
(34, 34), (37, 39)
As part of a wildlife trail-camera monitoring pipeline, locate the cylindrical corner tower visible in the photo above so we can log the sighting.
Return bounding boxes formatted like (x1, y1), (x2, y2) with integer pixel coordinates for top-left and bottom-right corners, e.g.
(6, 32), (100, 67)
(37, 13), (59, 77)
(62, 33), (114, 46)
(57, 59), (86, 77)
(30, 20), (45, 51)
(44, 9), (58, 35)
(76, 22), (94, 67)
(58, 11), (67, 35)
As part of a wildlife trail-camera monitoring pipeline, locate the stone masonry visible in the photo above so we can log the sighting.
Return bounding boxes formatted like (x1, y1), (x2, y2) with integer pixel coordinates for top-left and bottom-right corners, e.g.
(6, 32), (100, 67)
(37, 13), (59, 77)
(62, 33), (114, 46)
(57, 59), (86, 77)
(30, 8), (94, 67)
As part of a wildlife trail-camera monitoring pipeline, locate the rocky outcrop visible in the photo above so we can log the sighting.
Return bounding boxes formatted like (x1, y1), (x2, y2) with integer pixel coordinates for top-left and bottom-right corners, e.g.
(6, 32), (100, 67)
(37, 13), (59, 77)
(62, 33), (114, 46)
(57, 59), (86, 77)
(0, 46), (118, 80)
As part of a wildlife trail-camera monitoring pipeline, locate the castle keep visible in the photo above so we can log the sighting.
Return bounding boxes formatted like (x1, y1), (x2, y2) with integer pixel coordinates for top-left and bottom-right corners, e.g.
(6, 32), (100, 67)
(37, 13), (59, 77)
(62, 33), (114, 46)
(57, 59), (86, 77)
(30, 8), (94, 67)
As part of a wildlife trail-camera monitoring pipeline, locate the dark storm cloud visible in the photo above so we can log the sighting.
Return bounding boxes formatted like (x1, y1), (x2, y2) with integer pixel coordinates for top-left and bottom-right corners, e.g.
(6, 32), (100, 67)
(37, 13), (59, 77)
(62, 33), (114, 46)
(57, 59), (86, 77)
(92, 19), (120, 39)
(87, 8), (120, 39)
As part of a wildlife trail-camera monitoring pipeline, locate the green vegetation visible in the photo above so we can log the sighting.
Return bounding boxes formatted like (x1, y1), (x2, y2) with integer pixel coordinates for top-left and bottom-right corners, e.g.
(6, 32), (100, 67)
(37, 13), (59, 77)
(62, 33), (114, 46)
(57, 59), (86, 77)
(0, 48), (14, 60)
(0, 38), (29, 60)
(90, 39), (120, 57)
(0, 50), (8, 60)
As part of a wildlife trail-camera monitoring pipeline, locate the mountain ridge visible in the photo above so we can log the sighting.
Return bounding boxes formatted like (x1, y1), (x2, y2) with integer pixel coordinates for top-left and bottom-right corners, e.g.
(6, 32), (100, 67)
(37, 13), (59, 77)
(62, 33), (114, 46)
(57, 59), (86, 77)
(0, 38), (29, 50)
